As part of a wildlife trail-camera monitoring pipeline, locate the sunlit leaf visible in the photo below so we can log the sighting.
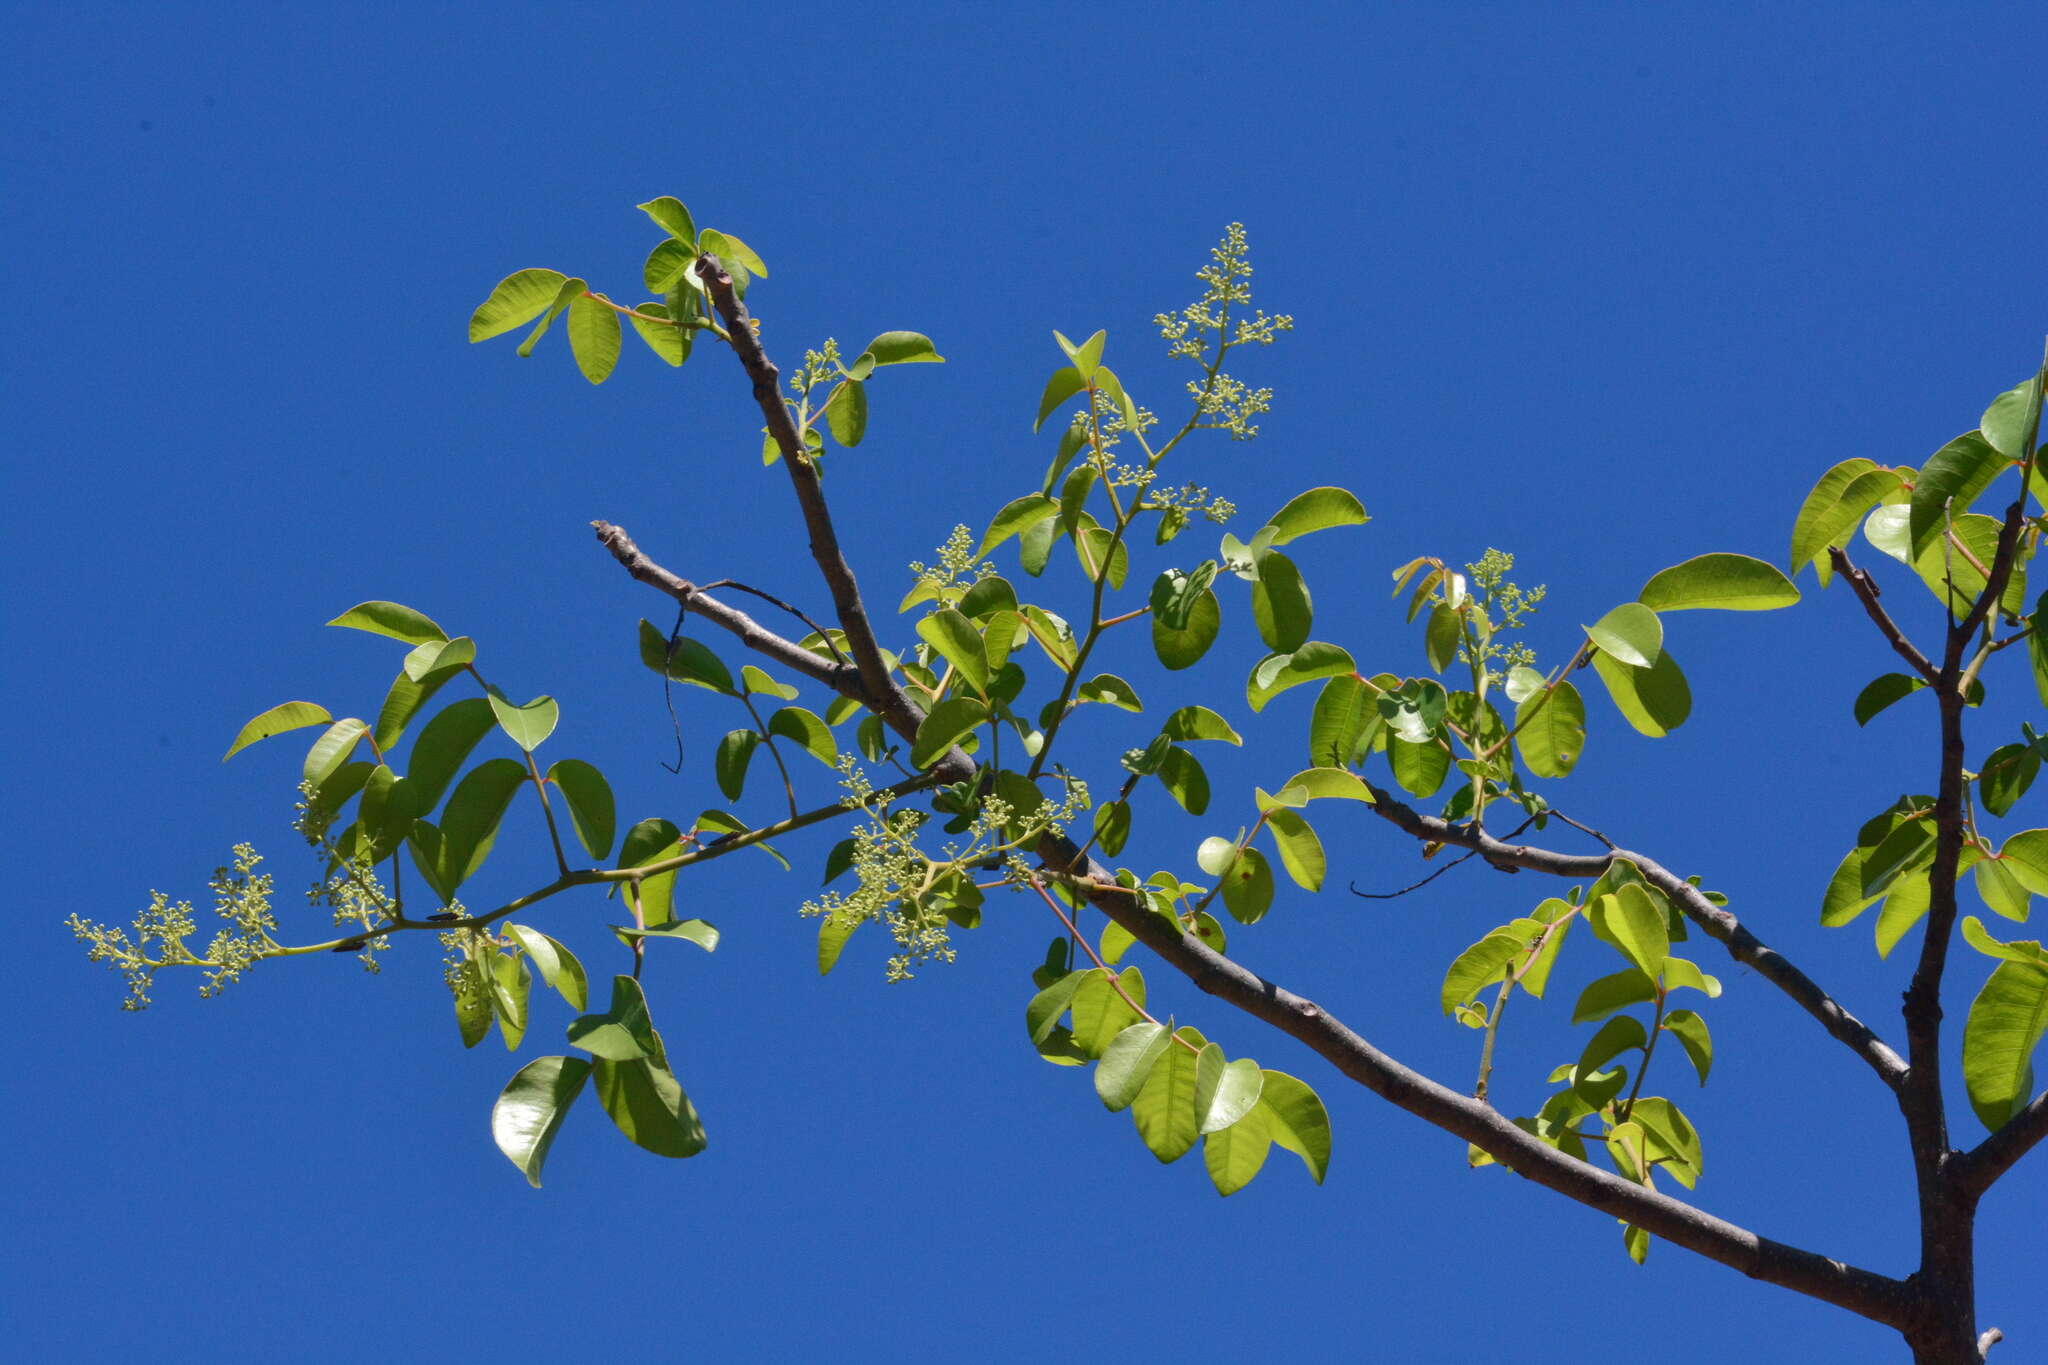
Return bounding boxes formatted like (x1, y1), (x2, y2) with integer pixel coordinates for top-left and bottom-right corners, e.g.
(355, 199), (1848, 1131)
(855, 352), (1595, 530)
(327, 600), (448, 646)
(491, 1055), (590, 1187)
(223, 701), (332, 762)
(1637, 553), (1799, 612)
(1263, 486), (1368, 545)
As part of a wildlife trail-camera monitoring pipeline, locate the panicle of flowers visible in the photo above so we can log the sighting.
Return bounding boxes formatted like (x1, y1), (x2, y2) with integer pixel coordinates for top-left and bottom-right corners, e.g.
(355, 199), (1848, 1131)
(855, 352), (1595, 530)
(788, 337), (844, 400)
(906, 524), (992, 602)
(1464, 548), (1548, 681)
(68, 842), (282, 1008)
(1154, 224), (1293, 441)
(1141, 481), (1238, 543)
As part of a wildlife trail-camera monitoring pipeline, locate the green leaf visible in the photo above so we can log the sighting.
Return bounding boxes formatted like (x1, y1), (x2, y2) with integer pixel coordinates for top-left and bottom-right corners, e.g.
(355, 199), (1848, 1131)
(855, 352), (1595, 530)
(1095, 1021), (1171, 1111)
(1132, 1026), (1206, 1163)
(1159, 705), (1239, 745)
(637, 196), (696, 243)
(1070, 967), (1147, 1057)
(1976, 858), (2032, 922)
(1911, 431), (2008, 559)
(1035, 365), (1087, 432)
(546, 759), (615, 859)
(1247, 642), (1357, 713)
(223, 701), (332, 761)
(2001, 830), (2048, 896)
(714, 729), (758, 801)
(469, 268), (569, 343)
(622, 302), (688, 366)
(616, 918), (720, 952)
(1389, 736), (1449, 797)
(1156, 747), (1210, 815)
(1257, 1070), (1331, 1183)
(1309, 674), (1377, 769)
(1983, 370), (2046, 460)
(1514, 680), (1585, 779)
(1221, 845), (1275, 924)
(1963, 958), (2048, 1131)
(449, 951), (490, 1045)
(1053, 328), (1106, 379)
(406, 697), (497, 813)
(1150, 563), (1220, 630)
(1875, 872), (1933, 959)
(918, 608), (989, 696)
(1572, 967), (1657, 1024)
(1251, 550), (1313, 653)
(1585, 602), (1663, 669)
(1263, 486), (1368, 545)
(1861, 816), (1937, 897)
(568, 974), (660, 1061)
(644, 239), (692, 292)
(486, 687), (559, 752)
(501, 924), (588, 1012)
(1789, 457), (1881, 572)
(491, 1055), (590, 1187)
(1196, 836), (1238, 877)
(978, 494), (1059, 559)
(740, 665), (800, 700)
(1094, 799), (1132, 857)
(1194, 1045), (1265, 1134)
(911, 696), (986, 769)
(1077, 673), (1143, 712)
(1266, 807), (1326, 892)
(696, 227), (767, 277)
(1637, 553), (1799, 612)
(817, 910), (861, 975)
(302, 718), (369, 788)
(1661, 957), (1723, 998)
(863, 331), (943, 366)
(1663, 1009), (1712, 1084)
(1578, 1015), (1648, 1074)
(489, 951), (531, 1049)
(637, 621), (736, 694)
(1025, 969), (1092, 1045)
(566, 294), (621, 384)
(395, 634), (471, 679)
(1074, 526), (1128, 589)
(516, 275), (583, 356)
(1590, 646), (1691, 738)
(1592, 883), (1669, 978)
(1423, 603), (1460, 673)
(1204, 1104), (1273, 1196)
(825, 379), (867, 447)
(1442, 932), (1524, 1013)
(767, 707), (837, 766)
(438, 757), (528, 890)
(593, 1054), (707, 1158)
(1855, 673), (1927, 726)
(1377, 676), (1446, 743)
(1280, 766), (1375, 803)
(1152, 588), (1221, 670)
(327, 600), (448, 646)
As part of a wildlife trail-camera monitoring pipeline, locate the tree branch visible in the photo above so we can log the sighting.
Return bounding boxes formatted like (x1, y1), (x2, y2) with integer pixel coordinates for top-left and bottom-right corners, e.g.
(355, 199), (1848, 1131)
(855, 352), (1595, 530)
(1829, 546), (1940, 686)
(591, 519), (858, 697)
(1363, 784), (1910, 1092)
(1954, 1086), (2048, 1199)
(1032, 830), (1914, 1331)
(692, 253), (929, 745)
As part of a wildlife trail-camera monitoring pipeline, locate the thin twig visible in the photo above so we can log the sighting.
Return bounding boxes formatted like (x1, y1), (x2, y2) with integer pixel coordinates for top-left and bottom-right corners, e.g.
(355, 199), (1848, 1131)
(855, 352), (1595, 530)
(1828, 545), (1940, 684)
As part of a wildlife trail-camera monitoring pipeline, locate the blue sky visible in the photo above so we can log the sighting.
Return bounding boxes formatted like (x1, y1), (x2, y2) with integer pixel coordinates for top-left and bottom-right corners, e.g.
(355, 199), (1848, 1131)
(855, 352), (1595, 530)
(7, 5), (2046, 1361)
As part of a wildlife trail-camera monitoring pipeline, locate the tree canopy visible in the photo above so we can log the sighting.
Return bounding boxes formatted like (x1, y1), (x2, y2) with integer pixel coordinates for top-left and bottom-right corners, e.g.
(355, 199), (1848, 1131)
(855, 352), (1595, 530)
(71, 194), (2048, 1363)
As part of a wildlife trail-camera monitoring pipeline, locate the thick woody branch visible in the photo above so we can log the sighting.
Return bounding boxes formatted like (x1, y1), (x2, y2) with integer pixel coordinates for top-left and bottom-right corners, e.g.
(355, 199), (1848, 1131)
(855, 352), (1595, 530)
(592, 520), (859, 696)
(1955, 1086), (2048, 1198)
(1363, 784), (1910, 1092)
(1829, 546), (1939, 685)
(1034, 830), (1913, 1331)
(693, 253), (929, 745)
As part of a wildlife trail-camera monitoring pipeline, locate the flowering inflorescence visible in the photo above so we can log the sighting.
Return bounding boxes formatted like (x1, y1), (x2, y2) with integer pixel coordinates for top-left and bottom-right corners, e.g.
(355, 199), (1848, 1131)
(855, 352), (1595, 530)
(1154, 223), (1293, 441)
(907, 525), (994, 602)
(1464, 548), (1548, 682)
(802, 758), (1090, 982)
(68, 843), (281, 1009)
